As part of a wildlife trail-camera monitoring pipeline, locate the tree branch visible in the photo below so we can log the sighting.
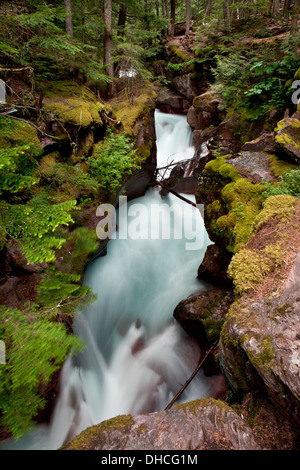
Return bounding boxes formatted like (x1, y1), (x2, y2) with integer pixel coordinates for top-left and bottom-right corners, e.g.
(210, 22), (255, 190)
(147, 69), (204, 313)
(165, 341), (219, 411)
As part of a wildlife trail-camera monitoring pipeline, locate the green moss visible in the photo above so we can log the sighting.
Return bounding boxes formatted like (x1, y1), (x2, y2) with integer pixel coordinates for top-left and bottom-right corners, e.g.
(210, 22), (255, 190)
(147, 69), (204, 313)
(253, 194), (297, 231)
(0, 117), (42, 154)
(221, 301), (276, 376)
(45, 99), (95, 128)
(219, 178), (264, 252)
(218, 163), (240, 181)
(206, 199), (222, 218)
(63, 414), (134, 450)
(43, 80), (96, 101)
(275, 118), (300, 151)
(174, 398), (230, 416)
(169, 45), (189, 61)
(227, 241), (285, 296)
(247, 336), (276, 369)
(39, 152), (58, 176)
(268, 154), (298, 177)
(113, 88), (156, 137)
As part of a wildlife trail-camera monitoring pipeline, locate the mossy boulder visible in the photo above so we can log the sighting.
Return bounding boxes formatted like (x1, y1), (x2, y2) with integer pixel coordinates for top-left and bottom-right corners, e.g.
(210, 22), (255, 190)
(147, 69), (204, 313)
(62, 399), (260, 450)
(275, 117), (300, 164)
(220, 201), (300, 426)
(0, 118), (43, 155)
(197, 157), (265, 254)
(174, 288), (235, 345)
(44, 99), (104, 129)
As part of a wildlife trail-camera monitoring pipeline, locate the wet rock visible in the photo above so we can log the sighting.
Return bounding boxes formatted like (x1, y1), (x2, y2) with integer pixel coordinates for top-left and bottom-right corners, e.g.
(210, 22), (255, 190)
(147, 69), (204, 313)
(275, 117), (300, 164)
(174, 288), (234, 346)
(187, 91), (224, 131)
(172, 74), (199, 101)
(197, 244), (233, 287)
(241, 133), (276, 154)
(62, 399), (260, 450)
(220, 215), (300, 427)
(228, 151), (274, 182)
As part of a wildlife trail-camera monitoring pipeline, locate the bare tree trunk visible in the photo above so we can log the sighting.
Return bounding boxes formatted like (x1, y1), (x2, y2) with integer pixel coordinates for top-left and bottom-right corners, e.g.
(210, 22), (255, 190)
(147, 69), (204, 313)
(156, 1), (160, 16)
(64, 0), (74, 37)
(81, 0), (85, 44)
(223, 0), (230, 31)
(104, 0), (114, 97)
(170, 0), (176, 35)
(186, 0), (191, 35)
(117, 3), (127, 36)
(165, 0), (170, 20)
(205, 0), (212, 17)
(272, 0), (281, 16)
(283, 0), (291, 17)
(291, 0), (300, 33)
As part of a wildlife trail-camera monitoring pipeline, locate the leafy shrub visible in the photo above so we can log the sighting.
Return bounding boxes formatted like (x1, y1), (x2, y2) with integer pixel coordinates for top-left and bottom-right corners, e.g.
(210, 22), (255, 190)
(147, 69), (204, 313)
(0, 305), (84, 438)
(262, 169), (300, 198)
(88, 129), (140, 193)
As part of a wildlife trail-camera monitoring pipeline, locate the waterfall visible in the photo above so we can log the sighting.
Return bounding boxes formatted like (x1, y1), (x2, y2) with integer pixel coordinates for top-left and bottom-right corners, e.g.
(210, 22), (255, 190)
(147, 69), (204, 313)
(1, 111), (212, 450)
(155, 109), (195, 171)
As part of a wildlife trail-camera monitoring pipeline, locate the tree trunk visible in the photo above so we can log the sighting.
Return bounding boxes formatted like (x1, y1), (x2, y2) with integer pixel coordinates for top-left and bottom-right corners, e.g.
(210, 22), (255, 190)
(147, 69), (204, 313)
(291, 0), (300, 33)
(64, 0), (74, 37)
(170, 0), (176, 35)
(165, 0), (170, 19)
(117, 3), (127, 36)
(104, 0), (114, 97)
(272, 0), (281, 16)
(223, 0), (230, 31)
(205, 0), (212, 17)
(283, 0), (291, 17)
(81, 0), (85, 44)
(186, 0), (191, 35)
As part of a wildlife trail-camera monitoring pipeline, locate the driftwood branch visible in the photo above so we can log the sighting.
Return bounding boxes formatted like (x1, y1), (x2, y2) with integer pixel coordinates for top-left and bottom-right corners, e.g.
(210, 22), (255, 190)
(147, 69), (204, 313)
(164, 341), (219, 411)
(154, 180), (197, 208)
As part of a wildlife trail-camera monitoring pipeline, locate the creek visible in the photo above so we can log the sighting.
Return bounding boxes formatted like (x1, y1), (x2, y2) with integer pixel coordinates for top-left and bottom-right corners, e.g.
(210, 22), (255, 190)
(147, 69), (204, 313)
(2, 110), (213, 450)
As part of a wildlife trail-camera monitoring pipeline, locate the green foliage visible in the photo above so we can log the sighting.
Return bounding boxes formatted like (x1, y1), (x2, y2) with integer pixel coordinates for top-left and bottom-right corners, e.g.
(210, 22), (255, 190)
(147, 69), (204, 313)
(0, 305), (84, 438)
(212, 45), (300, 122)
(0, 145), (39, 196)
(2, 195), (77, 263)
(88, 129), (140, 193)
(47, 162), (100, 196)
(262, 169), (300, 198)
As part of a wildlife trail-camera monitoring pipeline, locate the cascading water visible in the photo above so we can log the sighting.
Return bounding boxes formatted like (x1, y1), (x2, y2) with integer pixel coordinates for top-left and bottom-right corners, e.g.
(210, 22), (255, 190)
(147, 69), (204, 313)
(155, 109), (195, 174)
(2, 110), (213, 450)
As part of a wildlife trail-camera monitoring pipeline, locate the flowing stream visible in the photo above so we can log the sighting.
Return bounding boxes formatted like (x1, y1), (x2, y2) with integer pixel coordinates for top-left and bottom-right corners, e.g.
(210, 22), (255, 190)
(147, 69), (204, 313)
(2, 110), (213, 450)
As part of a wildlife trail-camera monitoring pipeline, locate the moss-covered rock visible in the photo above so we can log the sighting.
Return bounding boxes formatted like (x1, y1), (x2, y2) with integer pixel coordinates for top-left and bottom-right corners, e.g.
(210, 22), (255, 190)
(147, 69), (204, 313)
(62, 399), (260, 450)
(275, 117), (300, 164)
(197, 157), (265, 254)
(220, 201), (300, 427)
(174, 288), (235, 345)
(0, 117), (43, 155)
(253, 194), (297, 231)
(44, 98), (104, 129)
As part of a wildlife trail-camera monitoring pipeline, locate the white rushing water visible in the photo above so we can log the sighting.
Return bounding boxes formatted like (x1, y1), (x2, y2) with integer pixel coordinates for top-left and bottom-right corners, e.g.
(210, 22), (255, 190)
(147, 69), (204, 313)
(1, 111), (212, 450)
(155, 109), (195, 172)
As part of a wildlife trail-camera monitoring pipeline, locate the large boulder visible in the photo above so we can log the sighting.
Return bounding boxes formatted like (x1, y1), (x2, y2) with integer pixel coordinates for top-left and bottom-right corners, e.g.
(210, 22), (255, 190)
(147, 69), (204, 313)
(220, 199), (300, 426)
(274, 117), (300, 164)
(197, 243), (233, 288)
(62, 399), (260, 450)
(187, 90), (224, 131)
(174, 288), (234, 346)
